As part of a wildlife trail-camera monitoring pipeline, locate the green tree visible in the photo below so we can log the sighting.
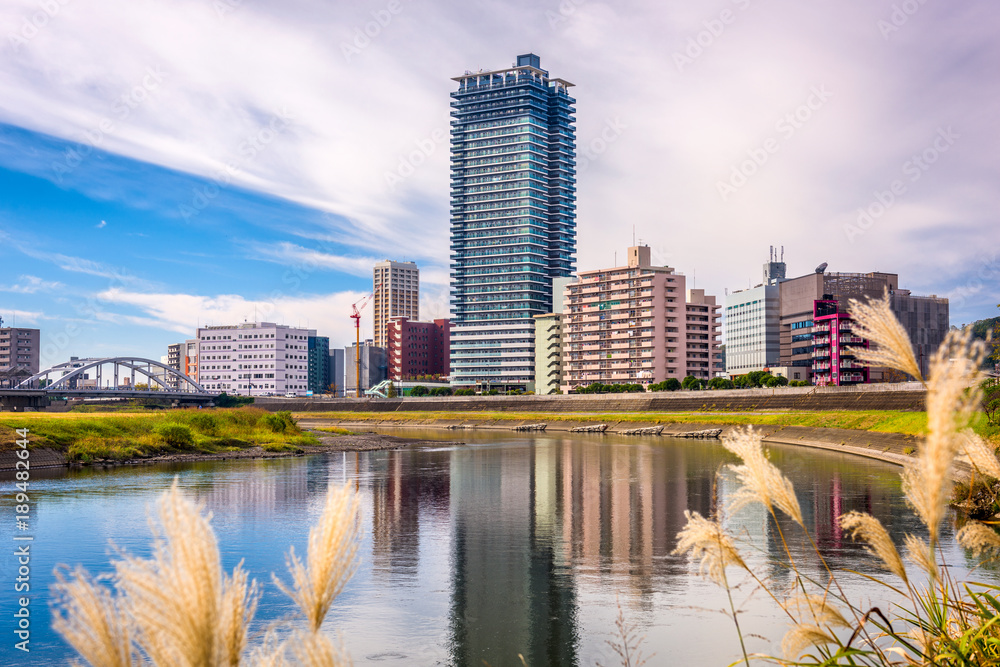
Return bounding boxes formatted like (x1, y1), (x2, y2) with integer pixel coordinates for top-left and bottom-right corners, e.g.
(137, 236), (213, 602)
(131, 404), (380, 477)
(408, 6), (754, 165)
(385, 382), (397, 398)
(410, 385), (429, 397)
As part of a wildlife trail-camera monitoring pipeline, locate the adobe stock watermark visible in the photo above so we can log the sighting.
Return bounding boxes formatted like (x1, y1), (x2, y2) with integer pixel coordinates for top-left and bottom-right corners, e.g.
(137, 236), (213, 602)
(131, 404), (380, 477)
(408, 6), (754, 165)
(578, 117), (627, 173)
(546, 0), (587, 31)
(384, 127), (447, 191)
(212, 0), (243, 19)
(716, 85), (833, 202)
(877, 0), (930, 40)
(178, 108), (295, 220)
(340, 0), (407, 62)
(843, 126), (958, 243)
(673, 0), (752, 72)
(7, 0), (73, 52)
(51, 67), (167, 183)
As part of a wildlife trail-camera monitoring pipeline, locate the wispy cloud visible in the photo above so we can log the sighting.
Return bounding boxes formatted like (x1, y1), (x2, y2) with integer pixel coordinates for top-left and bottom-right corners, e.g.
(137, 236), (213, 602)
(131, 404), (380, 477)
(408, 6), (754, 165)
(96, 220), (106, 229)
(0, 275), (63, 294)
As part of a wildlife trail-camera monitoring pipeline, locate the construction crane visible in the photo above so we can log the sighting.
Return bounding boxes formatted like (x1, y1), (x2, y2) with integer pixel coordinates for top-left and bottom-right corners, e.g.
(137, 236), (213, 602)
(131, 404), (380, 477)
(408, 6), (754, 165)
(350, 293), (374, 397)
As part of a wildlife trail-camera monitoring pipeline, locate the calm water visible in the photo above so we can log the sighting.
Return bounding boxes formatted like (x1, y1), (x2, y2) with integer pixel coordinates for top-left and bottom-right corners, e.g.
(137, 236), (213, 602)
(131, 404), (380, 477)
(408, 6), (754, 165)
(0, 429), (987, 666)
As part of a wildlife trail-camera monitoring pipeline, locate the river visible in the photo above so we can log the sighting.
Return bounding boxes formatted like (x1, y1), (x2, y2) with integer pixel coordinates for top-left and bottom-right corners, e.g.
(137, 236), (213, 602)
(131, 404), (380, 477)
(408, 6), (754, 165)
(0, 428), (985, 665)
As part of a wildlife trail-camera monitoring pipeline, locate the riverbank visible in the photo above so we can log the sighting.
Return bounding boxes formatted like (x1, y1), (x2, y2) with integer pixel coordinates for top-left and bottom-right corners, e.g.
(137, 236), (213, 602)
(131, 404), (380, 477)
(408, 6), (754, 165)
(0, 408), (443, 471)
(299, 413), (924, 468)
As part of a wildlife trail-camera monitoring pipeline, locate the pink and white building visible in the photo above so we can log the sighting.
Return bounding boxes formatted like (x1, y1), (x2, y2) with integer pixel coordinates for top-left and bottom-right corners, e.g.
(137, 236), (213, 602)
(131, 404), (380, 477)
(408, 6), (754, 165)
(560, 246), (721, 391)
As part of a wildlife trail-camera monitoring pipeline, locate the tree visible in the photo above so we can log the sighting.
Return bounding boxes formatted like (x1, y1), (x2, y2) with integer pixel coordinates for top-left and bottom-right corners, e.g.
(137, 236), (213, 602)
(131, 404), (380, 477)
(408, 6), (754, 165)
(650, 378), (681, 392)
(682, 375), (704, 390)
(410, 385), (429, 397)
(325, 382), (339, 395)
(385, 382), (397, 398)
(982, 378), (1000, 426)
(708, 377), (734, 390)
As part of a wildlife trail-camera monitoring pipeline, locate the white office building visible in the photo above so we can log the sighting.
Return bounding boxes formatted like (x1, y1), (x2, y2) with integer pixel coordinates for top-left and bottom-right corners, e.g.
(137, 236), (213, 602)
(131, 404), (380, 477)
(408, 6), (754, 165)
(195, 322), (316, 396)
(724, 249), (786, 376)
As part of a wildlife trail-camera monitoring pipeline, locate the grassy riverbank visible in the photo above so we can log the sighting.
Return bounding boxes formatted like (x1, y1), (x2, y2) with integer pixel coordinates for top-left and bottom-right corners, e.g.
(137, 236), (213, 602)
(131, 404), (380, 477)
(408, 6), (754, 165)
(298, 408), (999, 441)
(0, 407), (320, 462)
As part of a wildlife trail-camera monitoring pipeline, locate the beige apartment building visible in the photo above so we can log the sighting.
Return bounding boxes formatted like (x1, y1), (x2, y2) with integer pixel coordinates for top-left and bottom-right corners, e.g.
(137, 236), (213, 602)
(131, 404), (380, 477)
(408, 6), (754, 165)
(373, 260), (419, 350)
(561, 246), (721, 391)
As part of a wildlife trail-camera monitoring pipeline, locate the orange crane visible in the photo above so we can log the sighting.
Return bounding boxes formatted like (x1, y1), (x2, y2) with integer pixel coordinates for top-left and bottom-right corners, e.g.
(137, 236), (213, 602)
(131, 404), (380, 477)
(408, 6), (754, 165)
(350, 293), (373, 397)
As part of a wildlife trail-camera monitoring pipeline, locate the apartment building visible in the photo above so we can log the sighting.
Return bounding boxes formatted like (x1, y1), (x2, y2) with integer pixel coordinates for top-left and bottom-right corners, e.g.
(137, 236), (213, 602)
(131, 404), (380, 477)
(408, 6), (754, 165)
(560, 246), (721, 391)
(195, 322), (316, 396)
(0, 327), (40, 375)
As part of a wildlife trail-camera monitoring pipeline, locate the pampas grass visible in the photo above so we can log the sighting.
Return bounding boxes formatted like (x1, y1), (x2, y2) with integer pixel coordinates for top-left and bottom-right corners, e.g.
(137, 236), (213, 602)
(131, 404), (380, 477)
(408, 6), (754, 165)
(673, 295), (1000, 665)
(52, 481), (360, 666)
(848, 291), (925, 382)
(839, 512), (908, 583)
(672, 510), (748, 586)
(723, 426), (804, 527)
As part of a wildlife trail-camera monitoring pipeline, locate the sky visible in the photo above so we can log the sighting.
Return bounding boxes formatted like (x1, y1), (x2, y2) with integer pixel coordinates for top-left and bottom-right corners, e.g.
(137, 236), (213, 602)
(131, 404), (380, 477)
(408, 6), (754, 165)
(0, 0), (998, 368)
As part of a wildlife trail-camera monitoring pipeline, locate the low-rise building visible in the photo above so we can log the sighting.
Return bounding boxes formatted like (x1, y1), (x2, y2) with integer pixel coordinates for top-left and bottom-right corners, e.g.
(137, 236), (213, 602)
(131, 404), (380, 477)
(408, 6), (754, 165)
(811, 297), (869, 386)
(345, 340), (388, 396)
(779, 269), (948, 382)
(387, 318), (451, 381)
(560, 246), (721, 391)
(195, 322), (315, 396)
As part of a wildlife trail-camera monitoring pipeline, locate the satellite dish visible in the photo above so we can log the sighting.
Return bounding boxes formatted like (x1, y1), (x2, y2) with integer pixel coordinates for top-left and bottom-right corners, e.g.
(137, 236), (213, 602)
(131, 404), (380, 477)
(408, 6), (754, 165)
(815, 262), (828, 274)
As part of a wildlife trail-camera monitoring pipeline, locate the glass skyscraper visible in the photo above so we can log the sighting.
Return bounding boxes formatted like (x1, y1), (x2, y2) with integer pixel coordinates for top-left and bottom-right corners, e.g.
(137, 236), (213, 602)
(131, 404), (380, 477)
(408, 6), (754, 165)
(449, 53), (576, 390)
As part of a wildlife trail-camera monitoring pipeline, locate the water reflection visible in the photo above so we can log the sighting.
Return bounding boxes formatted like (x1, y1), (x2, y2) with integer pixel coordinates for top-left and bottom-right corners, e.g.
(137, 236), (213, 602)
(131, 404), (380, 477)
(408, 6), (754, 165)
(2, 431), (981, 666)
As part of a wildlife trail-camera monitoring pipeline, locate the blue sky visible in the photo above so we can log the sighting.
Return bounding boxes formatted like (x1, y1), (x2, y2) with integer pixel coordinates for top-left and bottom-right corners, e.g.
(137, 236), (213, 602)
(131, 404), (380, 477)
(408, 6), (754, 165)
(1, 0), (998, 368)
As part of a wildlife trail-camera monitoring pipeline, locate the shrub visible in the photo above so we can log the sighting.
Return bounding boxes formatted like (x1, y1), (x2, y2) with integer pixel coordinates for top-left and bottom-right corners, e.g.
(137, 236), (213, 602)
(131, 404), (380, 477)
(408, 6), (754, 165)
(153, 422), (194, 449)
(410, 385), (429, 397)
(763, 375), (788, 388)
(215, 392), (254, 408)
(431, 387), (453, 396)
(681, 375), (704, 390)
(454, 388), (476, 396)
(187, 412), (220, 436)
(259, 413), (288, 433)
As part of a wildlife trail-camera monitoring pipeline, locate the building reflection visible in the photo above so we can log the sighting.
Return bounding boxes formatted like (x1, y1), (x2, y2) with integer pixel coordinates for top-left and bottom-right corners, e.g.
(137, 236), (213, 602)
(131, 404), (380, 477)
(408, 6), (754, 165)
(339, 434), (907, 667)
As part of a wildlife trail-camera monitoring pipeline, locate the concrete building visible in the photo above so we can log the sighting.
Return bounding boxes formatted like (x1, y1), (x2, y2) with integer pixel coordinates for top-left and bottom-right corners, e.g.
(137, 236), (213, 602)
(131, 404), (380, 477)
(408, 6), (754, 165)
(373, 260), (419, 350)
(328, 348), (345, 397)
(345, 340), (388, 396)
(195, 322), (315, 396)
(387, 317), (451, 381)
(307, 336), (330, 395)
(779, 269), (949, 382)
(561, 246), (721, 391)
(0, 326), (40, 376)
(449, 53), (577, 391)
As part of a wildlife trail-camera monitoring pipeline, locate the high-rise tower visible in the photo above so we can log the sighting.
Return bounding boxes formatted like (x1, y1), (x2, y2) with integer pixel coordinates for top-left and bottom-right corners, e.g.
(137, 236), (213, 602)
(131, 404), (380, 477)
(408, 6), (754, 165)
(449, 53), (577, 390)
(373, 260), (419, 350)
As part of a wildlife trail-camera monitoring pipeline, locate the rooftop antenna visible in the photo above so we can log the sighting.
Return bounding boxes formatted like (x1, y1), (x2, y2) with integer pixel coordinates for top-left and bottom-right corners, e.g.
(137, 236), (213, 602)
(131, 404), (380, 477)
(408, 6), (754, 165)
(632, 225), (636, 246)
(781, 245), (784, 262)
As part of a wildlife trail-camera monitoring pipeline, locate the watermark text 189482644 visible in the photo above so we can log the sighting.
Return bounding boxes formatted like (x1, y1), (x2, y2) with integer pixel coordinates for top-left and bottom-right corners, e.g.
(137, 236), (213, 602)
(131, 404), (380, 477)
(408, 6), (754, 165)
(11, 428), (32, 653)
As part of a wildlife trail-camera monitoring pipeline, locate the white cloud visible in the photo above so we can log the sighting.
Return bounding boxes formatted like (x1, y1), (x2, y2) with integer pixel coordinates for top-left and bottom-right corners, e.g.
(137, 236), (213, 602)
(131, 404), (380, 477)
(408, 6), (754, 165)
(0, 0), (997, 325)
(96, 220), (106, 228)
(96, 287), (372, 347)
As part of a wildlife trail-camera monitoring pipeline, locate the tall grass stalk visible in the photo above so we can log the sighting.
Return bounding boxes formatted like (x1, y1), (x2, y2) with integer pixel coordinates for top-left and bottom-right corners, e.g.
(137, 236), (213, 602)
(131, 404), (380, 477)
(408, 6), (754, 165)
(674, 292), (1000, 664)
(52, 481), (360, 666)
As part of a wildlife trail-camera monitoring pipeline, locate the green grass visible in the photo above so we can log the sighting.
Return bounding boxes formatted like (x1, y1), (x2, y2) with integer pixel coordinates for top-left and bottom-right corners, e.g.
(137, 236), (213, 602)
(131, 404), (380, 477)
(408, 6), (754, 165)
(297, 409), (996, 442)
(316, 426), (354, 436)
(0, 407), (319, 462)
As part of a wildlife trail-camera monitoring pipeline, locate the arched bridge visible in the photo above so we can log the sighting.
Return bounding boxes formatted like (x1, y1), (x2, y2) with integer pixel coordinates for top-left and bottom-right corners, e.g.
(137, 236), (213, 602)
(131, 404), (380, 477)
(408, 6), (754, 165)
(2, 357), (216, 410)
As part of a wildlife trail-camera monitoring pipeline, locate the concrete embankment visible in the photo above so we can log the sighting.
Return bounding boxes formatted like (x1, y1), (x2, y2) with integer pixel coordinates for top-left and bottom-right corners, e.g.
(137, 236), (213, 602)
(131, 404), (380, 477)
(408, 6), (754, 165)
(300, 416), (921, 468)
(260, 383), (926, 414)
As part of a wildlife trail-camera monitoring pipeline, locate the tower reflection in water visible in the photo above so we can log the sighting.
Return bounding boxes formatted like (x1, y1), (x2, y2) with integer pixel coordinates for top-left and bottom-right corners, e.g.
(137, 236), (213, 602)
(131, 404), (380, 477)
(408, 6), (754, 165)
(330, 435), (902, 666)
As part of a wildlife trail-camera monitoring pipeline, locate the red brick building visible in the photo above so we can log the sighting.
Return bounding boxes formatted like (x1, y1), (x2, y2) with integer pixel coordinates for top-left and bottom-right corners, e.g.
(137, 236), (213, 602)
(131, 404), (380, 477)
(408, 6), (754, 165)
(387, 318), (451, 380)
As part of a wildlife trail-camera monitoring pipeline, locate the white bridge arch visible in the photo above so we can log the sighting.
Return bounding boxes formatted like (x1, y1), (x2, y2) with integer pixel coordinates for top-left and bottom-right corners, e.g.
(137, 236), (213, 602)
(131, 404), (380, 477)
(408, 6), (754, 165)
(16, 357), (210, 396)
